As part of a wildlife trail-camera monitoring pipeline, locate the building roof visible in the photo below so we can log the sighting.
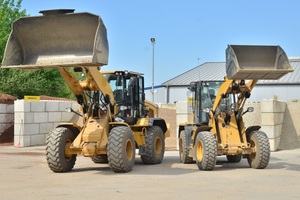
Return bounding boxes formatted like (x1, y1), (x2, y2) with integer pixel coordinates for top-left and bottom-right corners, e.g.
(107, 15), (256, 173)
(162, 60), (300, 86)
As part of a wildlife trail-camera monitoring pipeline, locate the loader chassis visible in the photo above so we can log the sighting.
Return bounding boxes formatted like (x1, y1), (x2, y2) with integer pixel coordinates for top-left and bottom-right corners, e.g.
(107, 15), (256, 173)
(179, 45), (293, 170)
(1, 9), (170, 173)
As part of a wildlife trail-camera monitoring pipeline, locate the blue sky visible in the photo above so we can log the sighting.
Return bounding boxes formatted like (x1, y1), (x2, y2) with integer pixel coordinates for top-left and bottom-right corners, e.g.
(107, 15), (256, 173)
(21, 0), (300, 87)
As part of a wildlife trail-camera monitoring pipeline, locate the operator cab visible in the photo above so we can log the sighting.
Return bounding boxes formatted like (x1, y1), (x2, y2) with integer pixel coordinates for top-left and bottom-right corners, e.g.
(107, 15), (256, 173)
(103, 71), (146, 125)
(189, 81), (222, 125)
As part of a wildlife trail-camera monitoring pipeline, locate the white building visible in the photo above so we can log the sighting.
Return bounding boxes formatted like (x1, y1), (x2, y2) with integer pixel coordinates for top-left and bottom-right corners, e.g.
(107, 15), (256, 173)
(145, 58), (300, 103)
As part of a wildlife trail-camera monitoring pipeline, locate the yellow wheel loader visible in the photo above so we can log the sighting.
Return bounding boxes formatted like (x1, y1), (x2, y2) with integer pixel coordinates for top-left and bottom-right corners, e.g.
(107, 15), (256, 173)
(178, 45), (293, 170)
(1, 9), (170, 173)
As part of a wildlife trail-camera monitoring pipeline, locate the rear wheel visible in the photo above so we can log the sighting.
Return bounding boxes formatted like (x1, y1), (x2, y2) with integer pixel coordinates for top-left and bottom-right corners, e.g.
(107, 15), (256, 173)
(247, 131), (270, 169)
(46, 127), (77, 172)
(107, 126), (135, 173)
(226, 154), (242, 163)
(91, 155), (108, 164)
(195, 131), (217, 171)
(141, 126), (165, 164)
(179, 130), (193, 163)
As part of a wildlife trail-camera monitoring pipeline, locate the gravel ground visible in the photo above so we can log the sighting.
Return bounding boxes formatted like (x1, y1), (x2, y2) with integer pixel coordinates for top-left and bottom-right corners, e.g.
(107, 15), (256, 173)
(0, 146), (299, 200)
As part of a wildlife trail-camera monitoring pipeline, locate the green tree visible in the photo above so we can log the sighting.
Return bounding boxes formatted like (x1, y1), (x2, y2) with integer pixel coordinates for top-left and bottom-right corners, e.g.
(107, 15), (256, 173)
(0, 0), (74, 99)
(0, 0), (26, 62)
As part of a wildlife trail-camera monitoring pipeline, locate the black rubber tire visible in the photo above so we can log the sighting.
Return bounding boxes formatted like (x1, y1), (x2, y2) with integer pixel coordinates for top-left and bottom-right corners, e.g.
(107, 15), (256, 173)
(46, 127), (77, 172)
(91, 155), (108, 164)
(141, 126), (165, 164)
(226, 154), (242, 163)
(107, 126), (135, 173)
(247, 131), (270, 169)
(179, 130), (193, 164)
(195, 131), (217, 171)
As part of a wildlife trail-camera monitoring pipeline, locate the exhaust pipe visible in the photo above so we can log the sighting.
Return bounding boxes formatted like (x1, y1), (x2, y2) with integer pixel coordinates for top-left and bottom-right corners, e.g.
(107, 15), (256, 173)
(226, 45), (293, 80)
(1, 9), (108, 69)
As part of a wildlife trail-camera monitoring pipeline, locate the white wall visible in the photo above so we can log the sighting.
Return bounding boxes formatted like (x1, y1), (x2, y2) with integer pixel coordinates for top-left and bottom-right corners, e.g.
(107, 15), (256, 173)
(14, 100), (79, 147)
(146, 84), (300, 104)
(249, 85), (300, 102)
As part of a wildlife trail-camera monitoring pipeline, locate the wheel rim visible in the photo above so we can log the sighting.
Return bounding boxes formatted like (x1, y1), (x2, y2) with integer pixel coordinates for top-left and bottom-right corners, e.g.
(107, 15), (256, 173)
(155, 137), (162, 154)
(125, 139), (134, 161)
(64, 139), (72, 161)
(196, 140), (203, 162)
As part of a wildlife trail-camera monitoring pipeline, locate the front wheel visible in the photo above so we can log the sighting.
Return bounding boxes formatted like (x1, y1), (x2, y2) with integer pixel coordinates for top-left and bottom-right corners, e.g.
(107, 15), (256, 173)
(46, 127), (77, 172)
(107, 126), (135, 173)
(247, 131), (270, 169)
(195, 131), (217, 171)
(141, 126), (165, 164)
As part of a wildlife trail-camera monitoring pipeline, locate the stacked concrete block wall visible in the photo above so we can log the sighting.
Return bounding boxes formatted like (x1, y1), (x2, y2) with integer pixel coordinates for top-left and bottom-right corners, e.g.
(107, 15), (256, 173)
(14, 100), (79, 147)
(175, 101), (190, 149)
(260, 100), (286, 151)
(278, 100), (300, 150)
(0, 103), (14, 136)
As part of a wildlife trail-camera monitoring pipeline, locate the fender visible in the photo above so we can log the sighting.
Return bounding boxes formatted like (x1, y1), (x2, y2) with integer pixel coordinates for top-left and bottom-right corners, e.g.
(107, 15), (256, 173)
(178, 124), (194, 148)
(245, 125), (261, 139)
(148, 118), (168, 134)
(57, 122), (82, 135)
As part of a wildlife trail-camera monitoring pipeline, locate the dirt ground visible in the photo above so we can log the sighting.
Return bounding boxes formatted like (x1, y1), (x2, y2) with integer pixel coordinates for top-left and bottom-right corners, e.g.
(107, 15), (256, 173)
(0, 145), (299, 200)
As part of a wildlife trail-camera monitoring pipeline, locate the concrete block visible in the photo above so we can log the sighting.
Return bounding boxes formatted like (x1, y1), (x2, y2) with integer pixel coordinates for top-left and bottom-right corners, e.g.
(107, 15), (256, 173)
(40, 123), (55, 134)
(261, 100), (286, 113)
(23, 123), (40, 135)
(14, 100), (30, 112)
(261, 124), (282, 139)
(176, 114), (189, 125)
(7, 114), (14, 122)
(48, 112), (62, 122)
(59, 102), (72, 112)
(46, 102), (59, 112)
(261, 113), (284, 126)
(34, 112), (48, 123)
(0, 114), (8, 123)
(17, 112), (34, 124)
(31, 101), (45, 112)
(61, 112), (74, 122)
(176, 101), (188, 114)
(31, 134), (46, 146)
(261, 100), (274, 113)
(274, 101), (286, 113)
(0, 104), (6, 113)
(53, 122), (61, 128)
(0, 123), (6, 133)
(268, 137), (281, 152)
(14, 135), (31, 147)
(7, 104), (14, 113)
(14, 123), (24, 136)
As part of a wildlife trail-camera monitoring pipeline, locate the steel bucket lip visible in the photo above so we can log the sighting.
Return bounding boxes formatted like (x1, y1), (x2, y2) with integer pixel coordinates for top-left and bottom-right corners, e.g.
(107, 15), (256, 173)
(1, 9), (109, 68)
(226, 44), (293, 80)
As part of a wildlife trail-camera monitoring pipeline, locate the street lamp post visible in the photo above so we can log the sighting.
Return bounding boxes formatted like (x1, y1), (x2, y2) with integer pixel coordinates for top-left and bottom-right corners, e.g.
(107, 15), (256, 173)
(150, 38), (155, 102)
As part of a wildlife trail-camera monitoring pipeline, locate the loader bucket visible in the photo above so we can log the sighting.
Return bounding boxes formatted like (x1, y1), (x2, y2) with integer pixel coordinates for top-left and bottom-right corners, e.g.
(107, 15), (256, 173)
(226, 45), (293, 80)
(1, 9), (108, 69)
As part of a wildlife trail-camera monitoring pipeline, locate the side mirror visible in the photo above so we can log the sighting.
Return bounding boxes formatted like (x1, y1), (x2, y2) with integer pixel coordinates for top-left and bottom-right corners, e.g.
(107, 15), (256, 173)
(188, 82), (196, 92)
(242, 107), (254, 115)
(65, 107), (82, 117)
